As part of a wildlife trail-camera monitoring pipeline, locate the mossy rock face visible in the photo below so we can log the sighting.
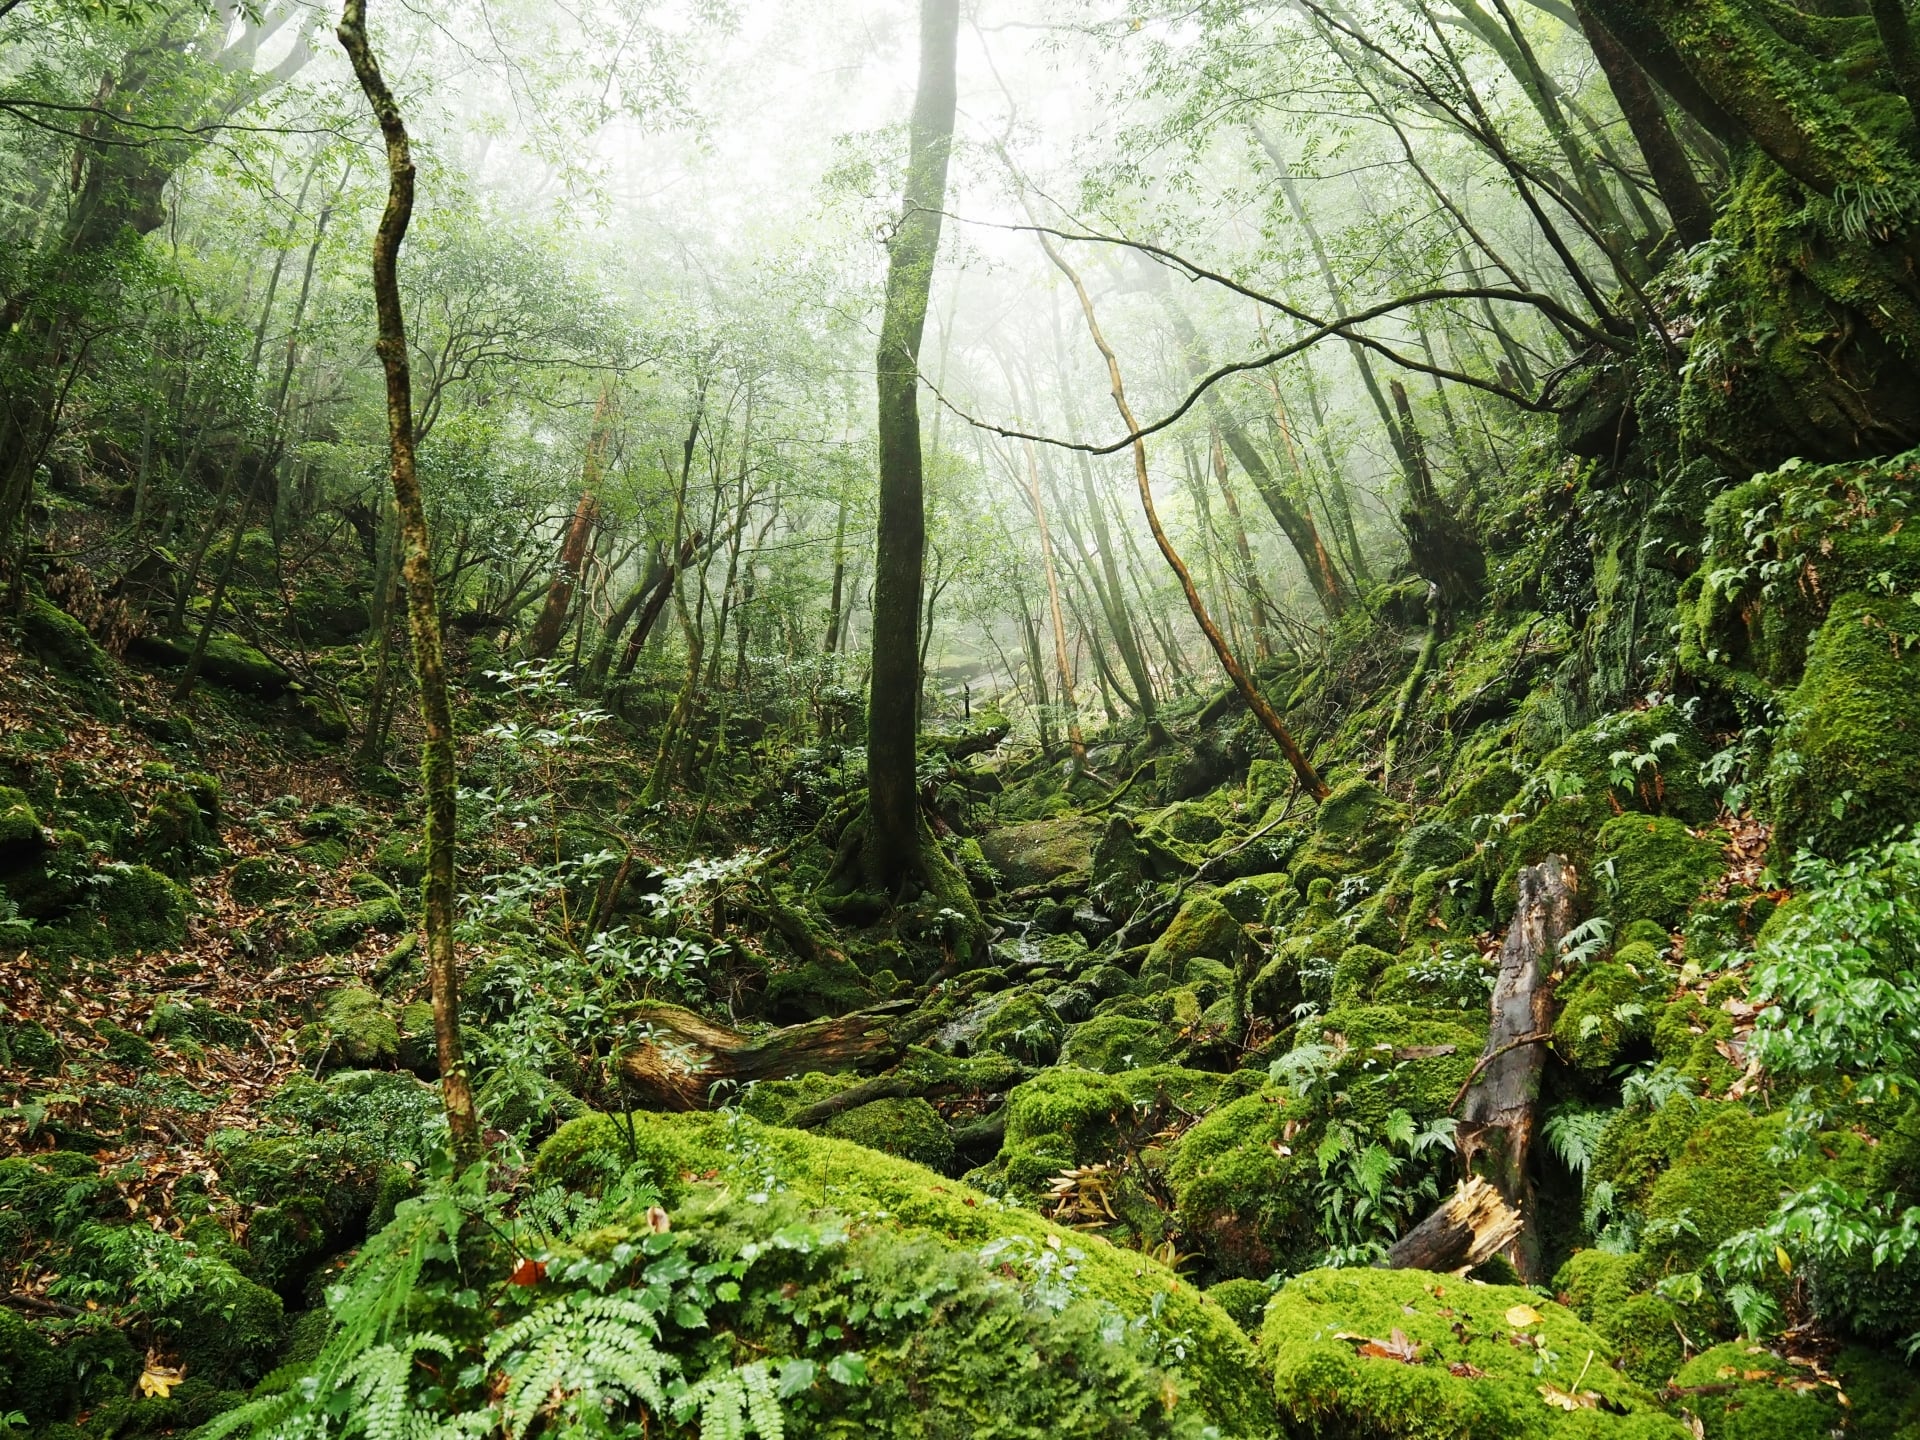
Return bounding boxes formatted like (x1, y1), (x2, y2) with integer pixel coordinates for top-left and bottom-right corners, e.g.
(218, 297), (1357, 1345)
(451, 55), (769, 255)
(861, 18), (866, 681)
(1090, 814), (1199, 907)
(972, 990), (1064, 1065)
(0, 1306), (70, 1423)
(132, 784), (221, 878)
(20, 594), (109, 680)
(1553, 957), (1658, 1074)
(1261, 1267), (1685, 1439)
(820, 1095), (954, 1171)
(1769, 592), (1920, 859)
(1147, 799), (1227, 845)
(1536, 707), (1715, 825)
(1166, 1086), (1315, 1279)
(310, 896), (406, 954)
(1061, 1013), (1170, 1072)
(1552, 1250), (1683, 1389)
(1441, 761), (1523, 824)
(1596, 816), (1725, 931)
(977, 813), (1099, 889)
(1333, 943), (1394, 1005)
(1212, 870), (1295, 925)
(50, 863), (189, 958)
(1496, 793), (1612, 917)
(1206, 1277), (1273, 1336)
(298, 987), (400, 1069)
(156, 1258), (286, 1387)
(1144, 895), (1248, 976)
(1290, 777), (1406, 887)
(372, 830), (426, 886)
(1668, 1342), (1844, 1440)
(198, 632), (291, 697)
(532, 1109), (1276, 1437)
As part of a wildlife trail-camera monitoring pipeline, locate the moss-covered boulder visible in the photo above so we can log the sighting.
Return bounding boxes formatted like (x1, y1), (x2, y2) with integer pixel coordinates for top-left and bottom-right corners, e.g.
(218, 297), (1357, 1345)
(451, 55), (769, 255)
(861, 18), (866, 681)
(1552, 1249), (1684, 1389)
(533, 1109), (1276, 1437)
(977, 813), (1098, 889)
(297, 987), (400, 1069)
(1212, 870), (1295, 926)
(0, 785), (45, 864)
(1143, 895), (1248, 977)
(1261, 1267), (1685, 1438)
(32, 862), (189, 958)
(1332, 943), (1394, 1004)
(1290, 777), (1406, 888)
(132, 783), (221, 878)
(1596, 815), (1724, 930)
(989, 1067), (1135, 1193)
(229, 855), (294, 905)
(820, 1095), (954, 1171)
(310, 896), (406, 954)
(1165, 1085), (1314, 1278)
(198, 632), (291, 697)
(0, 1307), (69, 1424)
(972, 990), (1064, 1064)
(1061, 1013), (1169, 1072)
(1768, 592), (1920, 859)
(20, 594), (109, 681)
(1668, 1342), (1845, 1440)
(1553, 954), (1659, 1074)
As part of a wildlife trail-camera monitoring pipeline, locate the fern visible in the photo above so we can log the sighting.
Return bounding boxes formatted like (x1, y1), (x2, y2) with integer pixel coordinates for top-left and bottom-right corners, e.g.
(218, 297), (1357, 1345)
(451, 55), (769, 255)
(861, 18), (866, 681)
(674, 1360), (784, 1440)
(486, 1292), (672, 1437)
(1541, 1104), (1613, 1177)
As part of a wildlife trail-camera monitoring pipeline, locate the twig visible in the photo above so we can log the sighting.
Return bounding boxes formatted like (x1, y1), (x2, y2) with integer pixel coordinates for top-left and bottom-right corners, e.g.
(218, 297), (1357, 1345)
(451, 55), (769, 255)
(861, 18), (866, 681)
(1448, 1030), (1554, 1113)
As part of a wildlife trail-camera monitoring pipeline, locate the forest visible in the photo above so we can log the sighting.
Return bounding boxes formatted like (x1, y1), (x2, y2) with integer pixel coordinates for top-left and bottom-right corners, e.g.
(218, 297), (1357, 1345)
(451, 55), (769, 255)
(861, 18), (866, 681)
(2, 0), (1919, 1434)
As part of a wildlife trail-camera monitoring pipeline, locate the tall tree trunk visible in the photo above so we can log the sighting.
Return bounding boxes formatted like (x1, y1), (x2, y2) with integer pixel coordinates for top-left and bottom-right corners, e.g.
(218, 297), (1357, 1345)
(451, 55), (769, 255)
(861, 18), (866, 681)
(866, 0), (958, 895)
(1211, 429), (1275, 660)
(823, 489), (849, 653)
(525, 383), (615, 660)
(337, 0), (480, 1163)
(1021, 440), (1087, 768)
(1040, 233), (1329, 801)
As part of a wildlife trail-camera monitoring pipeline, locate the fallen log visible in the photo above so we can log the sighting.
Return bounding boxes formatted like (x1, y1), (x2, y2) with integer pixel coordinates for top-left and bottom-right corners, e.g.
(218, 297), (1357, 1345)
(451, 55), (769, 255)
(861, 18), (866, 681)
(783, 1047), (1030, 1130)
(1453, 852), (1577, 1281)
(617, 1001), (914, 1111)
(1381, 1175), (1523, 1273)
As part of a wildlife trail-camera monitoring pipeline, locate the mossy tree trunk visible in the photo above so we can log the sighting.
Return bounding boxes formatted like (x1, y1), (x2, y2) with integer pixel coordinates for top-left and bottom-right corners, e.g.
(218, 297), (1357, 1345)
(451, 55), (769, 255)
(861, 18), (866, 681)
(336, 0), (482, 1164)
(866, 0), (959, 896)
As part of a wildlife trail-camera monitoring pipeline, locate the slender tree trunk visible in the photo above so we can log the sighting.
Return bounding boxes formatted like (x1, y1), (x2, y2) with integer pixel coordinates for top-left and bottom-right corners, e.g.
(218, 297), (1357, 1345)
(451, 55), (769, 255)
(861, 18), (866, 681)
(865, 0), (958, 895)
(1041, 233), (1328, 801)
(525, 383), (615, 660)
(337, 0), (480, 1163)
(1211, 429), (1274, 660)
(823, 490), (848, 653)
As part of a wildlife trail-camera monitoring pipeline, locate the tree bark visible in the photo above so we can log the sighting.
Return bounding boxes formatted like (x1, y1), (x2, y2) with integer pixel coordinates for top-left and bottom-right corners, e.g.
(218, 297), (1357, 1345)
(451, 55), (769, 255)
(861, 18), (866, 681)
(1383, 1175), (1525, 1273)
(1454, 854), (1577, 1282)
(866, 0), (959, 895)
(337, 0), (481, 1163)
(1573, 0), (1715, 248)
(616, 1002), (914, 1111)
(525, 384), (615, 660)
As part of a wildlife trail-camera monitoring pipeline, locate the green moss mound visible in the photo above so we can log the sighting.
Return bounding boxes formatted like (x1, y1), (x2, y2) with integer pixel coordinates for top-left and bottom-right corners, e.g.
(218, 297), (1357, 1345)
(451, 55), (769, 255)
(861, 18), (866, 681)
(533, 1109), (1274, 1436)
(1553, 957), (1658, 1074)
(296, 987), (400, 1069)
(1668, 1342), (1844, 1440)
(1261, 1267), (1686, 1439)
(821, 1095), (955, 1171)
(1768, 592), (1920, 859)
(1143, 894), (1247, 977)
(1595, 816), (1725, 931)
(1552, 1250), (1683, 1389)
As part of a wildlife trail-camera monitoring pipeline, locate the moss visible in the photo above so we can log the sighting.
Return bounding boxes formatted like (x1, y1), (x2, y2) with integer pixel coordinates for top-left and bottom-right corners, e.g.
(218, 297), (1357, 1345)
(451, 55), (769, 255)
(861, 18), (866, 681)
(1441, 761), (1524, 823)
(158, 1259), (285, 1387)
(20, 595), (108, 681)
(1553, 960), (1658, 1074)
(1165, 1086), (1316, 1278)
(1596, 816), (1725, 930)
(1260, 1267), (1680, 1439)
(994, 1067), (1136, 1193)
(1540, 708), (1715, 824)
(97, 1021), (156, 1068)
(228, 855), (292, 905)
(310, 896), (406, 954)
(1332, 943), (1394, 1004)
(1146, 800), (1226, 845)
(0, 1308), (69, 1423)
(1206, 1277), (1273, 1335)
(1212, 871), (1295, 926)
(820, 1095), (954, 1171)
(977, 814), (1100, 889)
(394, 1000), (436, 1073)
(0, 785), (45, 860)
(1643, 1106), (1827, 1273)
(372, 830), (425, 886)
(1376, 940), (1497, 1013)
(764, 955), (876, 1022)
(1143, 894), (1248, 976)
(131, 785), (219, 878)
(1061, 1013), (1169, 1072)
(531, 1109), (1275, 1436)
(974, 991), (1064, 1065)
(298, 987), (400, 1069)
(198, 632), (290, 697)
(1290, 777), (1407, 888)
(55, 864), (189, 958)
(1832, 1344), (1920, 1439)
(1553, 1250), (1683, 1388)
(1768, 592), (1920, 859)
(1669, 1342), (1844, 1440)
(1650, 995), (1739, 1092)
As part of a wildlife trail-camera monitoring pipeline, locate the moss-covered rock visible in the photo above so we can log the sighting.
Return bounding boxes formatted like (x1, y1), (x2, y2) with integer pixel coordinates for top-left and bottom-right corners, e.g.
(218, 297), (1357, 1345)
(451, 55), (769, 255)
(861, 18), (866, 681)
(1552, 1249), (1683, 1389)
(973, 990), (1065, 1065)
(1553, 958), (1658, 1074)
(820, 1095), (955, 1171)
(1206, 1277), (1272, 1336)
(0, 1307), (69, 1423)
(1596, 815), (1725, 930)
(132, 784), (220, 878)
(229, 855), (293, 905)
(532, 1109), (1275, 1437)
(297, 987), (400, 1069)
(38, 862), (189, 958)
(1261, 1267), (1685, 1439)
(1290, 777), (1406, 888)
(0, 785), (45, 863)
(1332, 943), (1394, 1004)
(977, 813), (1099, 889)
(991, 1067), (1135, 1194)
(310, 896), (406, 954)
(764, 954), (876, 1022)
(1166, 1086), (1314, 1279)
(20, 594), (108, 681)
(1768, 592), (1920, 859)
(198, 633), (291, 697)
(1061, 1013), (1169, 1072)
(1668, 1342), (1844, 1440)
(1143, 895), (1248, 977)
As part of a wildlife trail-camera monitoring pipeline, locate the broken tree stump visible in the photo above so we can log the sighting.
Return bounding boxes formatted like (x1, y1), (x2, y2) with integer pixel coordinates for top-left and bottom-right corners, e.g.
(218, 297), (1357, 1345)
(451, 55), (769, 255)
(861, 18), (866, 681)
(1452, 852), (1577, 1281)
(1382, 1175), (1524, 1273)
(616, 1001), (913, 1111)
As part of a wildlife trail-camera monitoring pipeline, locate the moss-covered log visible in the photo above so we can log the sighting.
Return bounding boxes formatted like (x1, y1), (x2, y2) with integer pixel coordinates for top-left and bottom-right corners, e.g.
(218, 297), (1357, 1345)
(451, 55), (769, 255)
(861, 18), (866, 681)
(616, 1001), (916, 1110)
